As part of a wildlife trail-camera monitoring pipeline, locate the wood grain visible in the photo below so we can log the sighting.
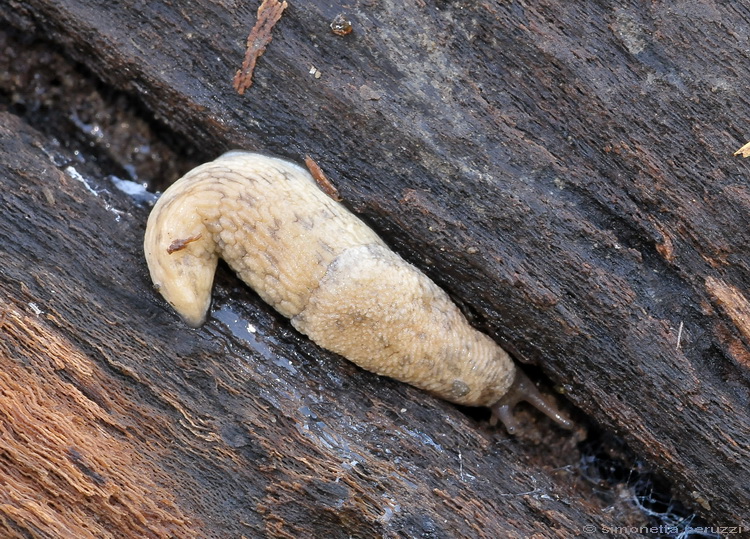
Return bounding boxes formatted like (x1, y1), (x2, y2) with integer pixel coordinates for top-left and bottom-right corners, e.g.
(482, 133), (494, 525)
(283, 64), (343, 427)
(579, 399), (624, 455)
(2, 0), (750, 531)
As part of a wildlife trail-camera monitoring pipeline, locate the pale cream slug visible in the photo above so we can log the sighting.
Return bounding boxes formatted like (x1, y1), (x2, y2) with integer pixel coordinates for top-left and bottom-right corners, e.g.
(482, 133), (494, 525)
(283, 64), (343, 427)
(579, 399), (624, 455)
(143, 151), (572, 433)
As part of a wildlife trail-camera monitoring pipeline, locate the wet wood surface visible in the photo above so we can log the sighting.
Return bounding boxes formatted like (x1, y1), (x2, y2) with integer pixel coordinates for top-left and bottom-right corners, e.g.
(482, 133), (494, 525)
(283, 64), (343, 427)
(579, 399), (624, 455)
(2, 0), (750, 534)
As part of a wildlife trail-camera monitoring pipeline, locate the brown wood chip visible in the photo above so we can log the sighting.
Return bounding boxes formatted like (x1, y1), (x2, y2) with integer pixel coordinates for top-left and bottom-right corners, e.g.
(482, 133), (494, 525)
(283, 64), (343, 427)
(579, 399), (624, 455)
(304, 155), (342, 201)
(233, 0), (288, 95)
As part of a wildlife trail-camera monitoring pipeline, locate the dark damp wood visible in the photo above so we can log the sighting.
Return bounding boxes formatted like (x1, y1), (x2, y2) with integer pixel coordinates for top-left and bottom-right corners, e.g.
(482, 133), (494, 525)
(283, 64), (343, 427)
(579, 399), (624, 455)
(0, 111), (603, 539)
(2, 0), (750, 532)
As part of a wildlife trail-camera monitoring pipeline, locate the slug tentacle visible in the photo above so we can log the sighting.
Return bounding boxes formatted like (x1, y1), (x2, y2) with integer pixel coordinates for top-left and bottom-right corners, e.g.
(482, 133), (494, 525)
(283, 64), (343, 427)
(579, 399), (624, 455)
(144, 151), (572, 433)
(143, 175), (223, 327)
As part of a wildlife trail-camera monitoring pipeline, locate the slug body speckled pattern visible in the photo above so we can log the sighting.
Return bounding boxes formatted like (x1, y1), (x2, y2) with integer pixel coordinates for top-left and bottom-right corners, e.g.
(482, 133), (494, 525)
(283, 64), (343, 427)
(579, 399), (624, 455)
(144, 151), (516, 408)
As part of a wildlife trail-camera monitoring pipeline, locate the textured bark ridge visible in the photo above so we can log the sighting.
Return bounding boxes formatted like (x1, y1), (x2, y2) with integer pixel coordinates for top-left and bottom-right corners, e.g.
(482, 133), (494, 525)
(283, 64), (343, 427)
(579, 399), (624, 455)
(1, 0), (750, 534)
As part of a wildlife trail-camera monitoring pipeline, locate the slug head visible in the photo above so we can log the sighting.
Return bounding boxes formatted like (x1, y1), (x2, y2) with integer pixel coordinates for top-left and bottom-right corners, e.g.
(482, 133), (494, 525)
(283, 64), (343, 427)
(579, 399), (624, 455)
(490, 369), (573, 434)
(144, 198), (218, 328)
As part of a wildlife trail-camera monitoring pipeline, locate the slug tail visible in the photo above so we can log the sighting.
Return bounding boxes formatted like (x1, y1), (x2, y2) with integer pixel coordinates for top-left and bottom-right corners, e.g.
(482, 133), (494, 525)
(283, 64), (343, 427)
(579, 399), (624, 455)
(489, 369), (573, 434)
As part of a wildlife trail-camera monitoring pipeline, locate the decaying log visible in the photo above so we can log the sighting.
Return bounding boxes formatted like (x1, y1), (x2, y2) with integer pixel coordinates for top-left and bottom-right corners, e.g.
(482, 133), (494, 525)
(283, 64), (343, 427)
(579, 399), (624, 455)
(2, 0), (750, 533)
(0, 112), (602, 537)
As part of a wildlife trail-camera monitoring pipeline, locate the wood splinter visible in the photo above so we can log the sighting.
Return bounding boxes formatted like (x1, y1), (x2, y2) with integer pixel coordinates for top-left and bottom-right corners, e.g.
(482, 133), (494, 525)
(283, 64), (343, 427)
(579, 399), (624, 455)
(233, 0), (288, 95)
(304, 155), (341, 201)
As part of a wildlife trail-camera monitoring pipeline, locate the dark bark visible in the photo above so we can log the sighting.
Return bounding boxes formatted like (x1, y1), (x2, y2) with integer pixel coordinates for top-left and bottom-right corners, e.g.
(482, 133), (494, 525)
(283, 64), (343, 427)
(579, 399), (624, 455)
(1, 0), (749, 533)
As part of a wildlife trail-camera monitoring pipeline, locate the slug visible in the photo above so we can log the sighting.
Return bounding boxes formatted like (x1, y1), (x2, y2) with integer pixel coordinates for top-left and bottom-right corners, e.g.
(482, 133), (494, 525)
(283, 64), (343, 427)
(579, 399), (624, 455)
(143, 151), (572, 433)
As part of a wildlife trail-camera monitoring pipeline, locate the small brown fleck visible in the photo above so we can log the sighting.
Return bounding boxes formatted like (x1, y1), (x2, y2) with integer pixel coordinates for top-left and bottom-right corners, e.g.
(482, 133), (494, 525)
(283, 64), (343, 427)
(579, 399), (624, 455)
(358, 85), (382, 101)
(304, 155), (341, 201)
(330, 14), (353, 36)
(167, 234), (202, 254)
